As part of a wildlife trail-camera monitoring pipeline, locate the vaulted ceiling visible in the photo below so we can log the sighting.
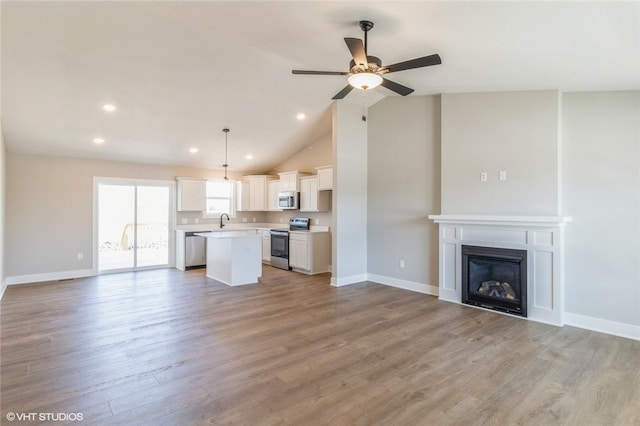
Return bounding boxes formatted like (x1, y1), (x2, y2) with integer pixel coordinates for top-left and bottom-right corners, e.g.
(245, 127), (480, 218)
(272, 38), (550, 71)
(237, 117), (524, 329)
(2, 1), (638, 173)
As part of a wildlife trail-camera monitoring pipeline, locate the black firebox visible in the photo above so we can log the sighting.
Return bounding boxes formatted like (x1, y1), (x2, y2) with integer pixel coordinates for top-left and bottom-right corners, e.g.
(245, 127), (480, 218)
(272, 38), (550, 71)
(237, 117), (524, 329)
(461, 245), (527, 317)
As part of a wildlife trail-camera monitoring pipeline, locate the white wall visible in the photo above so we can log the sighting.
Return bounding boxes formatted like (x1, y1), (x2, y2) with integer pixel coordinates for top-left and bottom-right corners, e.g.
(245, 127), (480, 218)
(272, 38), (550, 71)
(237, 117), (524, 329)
(332, 101), (367, 285)
(367, 96), (441, 292)
(562, 91), (640, 327)
(441, 91), (561, 216)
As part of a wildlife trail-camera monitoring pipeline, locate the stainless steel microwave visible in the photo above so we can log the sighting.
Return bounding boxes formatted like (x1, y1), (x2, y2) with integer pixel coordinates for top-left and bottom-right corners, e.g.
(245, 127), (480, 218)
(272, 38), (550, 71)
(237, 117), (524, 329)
(278, 191), (298, 210)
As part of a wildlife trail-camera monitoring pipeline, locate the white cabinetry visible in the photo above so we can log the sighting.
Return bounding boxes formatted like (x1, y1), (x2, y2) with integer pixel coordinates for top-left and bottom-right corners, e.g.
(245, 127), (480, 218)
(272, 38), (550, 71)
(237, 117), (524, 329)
(316, 166), (333, 191)
(261, 230), (271, 263)
(177, 178), (206, 211)
(239, 175), (276, 211)
(236, 181), (249, 212)
(247, 175), (267, 211)
(289, 233), (308, 271)
(267, 180), (281, 211)
(300, 176), (331, 212)
(278, 171), (309, 192)
(289, 231), (331, 274)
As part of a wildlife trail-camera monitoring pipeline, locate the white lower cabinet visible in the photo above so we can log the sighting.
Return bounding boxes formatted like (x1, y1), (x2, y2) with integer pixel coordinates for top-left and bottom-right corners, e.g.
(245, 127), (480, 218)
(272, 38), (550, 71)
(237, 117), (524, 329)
(289, 231), (331, 274)
(289, 234), (308, 270)
(261, 230), (271, 263)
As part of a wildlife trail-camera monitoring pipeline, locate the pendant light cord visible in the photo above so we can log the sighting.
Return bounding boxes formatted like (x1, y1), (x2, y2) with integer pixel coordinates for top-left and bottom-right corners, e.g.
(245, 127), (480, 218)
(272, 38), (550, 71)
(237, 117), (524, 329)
(222, 128), (230, 180)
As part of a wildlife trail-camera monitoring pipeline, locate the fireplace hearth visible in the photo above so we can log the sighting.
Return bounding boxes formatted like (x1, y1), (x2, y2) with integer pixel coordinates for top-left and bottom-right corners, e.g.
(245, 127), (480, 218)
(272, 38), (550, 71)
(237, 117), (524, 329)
(462, 245), (527, 317)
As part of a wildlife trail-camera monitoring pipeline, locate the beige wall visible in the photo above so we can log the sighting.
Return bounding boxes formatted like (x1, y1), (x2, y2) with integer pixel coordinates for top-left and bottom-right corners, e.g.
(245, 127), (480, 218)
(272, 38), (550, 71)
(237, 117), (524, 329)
(562, 91), (640, 326)
(441, 91), (561, 216)
(367, 96), (441, 287)
(265, 129), (333, 226)
(5, 153), (260, 278)
(268, 132), (332, 175)
(0, 122), (6, 297)
(332, 101), (368, 284)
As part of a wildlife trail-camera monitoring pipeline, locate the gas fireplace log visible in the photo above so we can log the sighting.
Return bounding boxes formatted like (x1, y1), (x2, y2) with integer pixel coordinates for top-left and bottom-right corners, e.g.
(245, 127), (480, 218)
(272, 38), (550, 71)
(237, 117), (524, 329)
(478, 280), (518, 300)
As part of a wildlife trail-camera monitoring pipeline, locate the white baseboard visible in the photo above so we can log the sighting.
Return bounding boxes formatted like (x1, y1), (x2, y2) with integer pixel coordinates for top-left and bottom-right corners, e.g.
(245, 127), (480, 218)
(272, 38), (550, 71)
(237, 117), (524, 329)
(564, 312), (640, 341)
(0, 279), (7, 300)
(367, 274), (439, 296)
(331, 273), (368, 287)
(7, 269), (94, 286)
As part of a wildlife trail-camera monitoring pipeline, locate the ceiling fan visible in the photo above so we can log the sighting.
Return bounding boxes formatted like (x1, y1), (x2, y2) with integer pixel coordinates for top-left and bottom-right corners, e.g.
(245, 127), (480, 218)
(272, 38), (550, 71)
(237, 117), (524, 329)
(292, 20), (441, 100)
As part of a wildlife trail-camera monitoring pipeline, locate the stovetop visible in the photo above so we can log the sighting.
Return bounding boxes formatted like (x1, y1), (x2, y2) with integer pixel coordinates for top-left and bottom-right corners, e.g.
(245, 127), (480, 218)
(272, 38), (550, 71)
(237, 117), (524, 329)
(289, 217), (310, 231)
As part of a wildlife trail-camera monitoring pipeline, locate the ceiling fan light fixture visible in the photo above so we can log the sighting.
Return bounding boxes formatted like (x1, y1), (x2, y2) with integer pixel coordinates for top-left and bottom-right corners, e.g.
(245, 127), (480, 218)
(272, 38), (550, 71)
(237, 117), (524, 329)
(348, 72), (383, 91)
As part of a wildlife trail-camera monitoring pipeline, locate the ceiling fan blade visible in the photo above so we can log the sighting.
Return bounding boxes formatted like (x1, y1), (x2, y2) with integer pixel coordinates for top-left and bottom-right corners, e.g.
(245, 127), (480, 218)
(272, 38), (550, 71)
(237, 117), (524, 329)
(292, 70), (349, 76)
(383, 54), (442, 74)
(344, 38), (367, 67)
(332, 85), (354, 100)
(381, 78), (414, 96)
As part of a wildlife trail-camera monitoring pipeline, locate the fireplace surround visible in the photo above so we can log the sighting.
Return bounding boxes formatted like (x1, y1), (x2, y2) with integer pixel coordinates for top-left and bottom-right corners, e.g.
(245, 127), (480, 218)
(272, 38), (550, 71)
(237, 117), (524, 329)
(428, 215), (572, 326)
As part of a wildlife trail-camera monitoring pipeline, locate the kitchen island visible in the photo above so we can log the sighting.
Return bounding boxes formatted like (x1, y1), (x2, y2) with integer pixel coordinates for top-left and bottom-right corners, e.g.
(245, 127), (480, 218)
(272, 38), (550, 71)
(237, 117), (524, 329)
(195, 230), (262, 286)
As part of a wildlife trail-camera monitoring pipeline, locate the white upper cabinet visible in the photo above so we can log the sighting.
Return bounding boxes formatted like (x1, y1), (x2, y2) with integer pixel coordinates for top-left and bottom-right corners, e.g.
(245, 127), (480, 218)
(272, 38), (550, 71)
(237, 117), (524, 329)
(177, 178), (206, 211)
(236, 181), (249, 212)
(267, 180), (281, 211)
(240, 175), (276, 211)
(300, 176), (331, 212)
(277, 171), (309, 192)
(316, 166), (333, 191)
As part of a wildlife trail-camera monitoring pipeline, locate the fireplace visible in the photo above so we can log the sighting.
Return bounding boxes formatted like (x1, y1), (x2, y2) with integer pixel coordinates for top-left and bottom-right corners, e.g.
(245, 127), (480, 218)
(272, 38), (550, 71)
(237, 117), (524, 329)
(462, 245), (527, 317)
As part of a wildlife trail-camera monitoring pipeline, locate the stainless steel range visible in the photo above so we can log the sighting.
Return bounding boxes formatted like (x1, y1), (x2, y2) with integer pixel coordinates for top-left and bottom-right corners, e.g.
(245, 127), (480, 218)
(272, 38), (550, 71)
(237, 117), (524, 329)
(270, 217), (310, 270)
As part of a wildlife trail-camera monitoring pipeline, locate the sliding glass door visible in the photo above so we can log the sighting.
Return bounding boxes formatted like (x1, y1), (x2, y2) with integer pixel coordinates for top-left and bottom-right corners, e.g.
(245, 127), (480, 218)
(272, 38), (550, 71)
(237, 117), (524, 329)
(96, 179), (174, 273)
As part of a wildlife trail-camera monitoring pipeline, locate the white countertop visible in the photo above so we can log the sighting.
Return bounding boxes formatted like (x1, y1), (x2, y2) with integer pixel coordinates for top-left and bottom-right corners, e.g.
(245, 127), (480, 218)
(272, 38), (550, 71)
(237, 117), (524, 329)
(176, 223), (329, 233)
(175, 222), (287, 232)
(194, 231), (260, 239)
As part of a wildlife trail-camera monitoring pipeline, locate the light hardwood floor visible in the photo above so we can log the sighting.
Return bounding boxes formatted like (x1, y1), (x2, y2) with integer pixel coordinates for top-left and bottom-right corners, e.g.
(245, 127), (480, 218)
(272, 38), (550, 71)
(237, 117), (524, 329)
(1, 266), (639, 425)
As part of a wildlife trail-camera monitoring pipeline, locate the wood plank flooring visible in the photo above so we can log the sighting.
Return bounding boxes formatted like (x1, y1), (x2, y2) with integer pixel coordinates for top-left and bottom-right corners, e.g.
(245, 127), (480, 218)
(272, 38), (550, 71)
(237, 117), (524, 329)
(1, 266), (639, 425)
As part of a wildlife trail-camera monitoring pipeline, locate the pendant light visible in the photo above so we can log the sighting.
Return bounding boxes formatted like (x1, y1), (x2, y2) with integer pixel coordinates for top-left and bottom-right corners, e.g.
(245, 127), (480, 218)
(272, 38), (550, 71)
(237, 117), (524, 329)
(222, 128), (230, 180)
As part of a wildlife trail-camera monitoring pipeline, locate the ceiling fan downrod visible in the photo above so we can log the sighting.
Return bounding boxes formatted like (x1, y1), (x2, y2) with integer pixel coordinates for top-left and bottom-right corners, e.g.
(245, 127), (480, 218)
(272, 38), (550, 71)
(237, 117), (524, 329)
(359, 20), (374, 55)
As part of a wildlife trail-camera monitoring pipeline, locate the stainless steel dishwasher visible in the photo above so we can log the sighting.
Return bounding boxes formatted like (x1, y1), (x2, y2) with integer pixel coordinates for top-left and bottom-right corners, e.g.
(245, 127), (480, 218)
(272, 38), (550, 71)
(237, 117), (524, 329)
(185, 232), (206, 269)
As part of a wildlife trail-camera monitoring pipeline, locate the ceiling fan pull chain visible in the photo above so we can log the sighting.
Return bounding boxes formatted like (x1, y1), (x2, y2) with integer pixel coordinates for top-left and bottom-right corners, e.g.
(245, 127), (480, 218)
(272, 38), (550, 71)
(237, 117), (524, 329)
(362, 91), (367, 122)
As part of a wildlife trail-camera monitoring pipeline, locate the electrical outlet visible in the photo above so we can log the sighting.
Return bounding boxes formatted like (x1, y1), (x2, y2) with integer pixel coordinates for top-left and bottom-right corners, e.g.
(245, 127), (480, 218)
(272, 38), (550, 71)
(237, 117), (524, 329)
(242, 217), (247, 223)
(315, 219), (319, 225)
(499, 170), (507, 181)
(77, 253), (83, 261)
(279, 218), (283, 223)
(400, 260), (405, 268)
(480, 172), (488, 182)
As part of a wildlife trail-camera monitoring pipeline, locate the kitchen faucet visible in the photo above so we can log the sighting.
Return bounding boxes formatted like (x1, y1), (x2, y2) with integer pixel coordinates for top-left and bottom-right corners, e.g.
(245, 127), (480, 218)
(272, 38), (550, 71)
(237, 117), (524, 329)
(220, 213), (230, 228)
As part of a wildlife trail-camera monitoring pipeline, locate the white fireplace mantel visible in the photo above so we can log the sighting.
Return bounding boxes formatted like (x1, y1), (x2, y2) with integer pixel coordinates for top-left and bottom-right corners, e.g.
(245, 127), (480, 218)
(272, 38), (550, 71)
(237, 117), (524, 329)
(429, 214), (573, 227)
(428, 214), (572, 326)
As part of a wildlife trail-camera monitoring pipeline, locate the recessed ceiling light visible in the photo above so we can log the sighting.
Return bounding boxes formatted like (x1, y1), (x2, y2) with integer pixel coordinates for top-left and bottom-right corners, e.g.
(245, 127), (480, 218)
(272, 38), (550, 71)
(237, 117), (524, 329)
(93, 137), (105, 144)
(296, 113), (306, 121)
(102, 104), (116, 112)
(245, 154), (254, 160)
(189, 147), (199, 154)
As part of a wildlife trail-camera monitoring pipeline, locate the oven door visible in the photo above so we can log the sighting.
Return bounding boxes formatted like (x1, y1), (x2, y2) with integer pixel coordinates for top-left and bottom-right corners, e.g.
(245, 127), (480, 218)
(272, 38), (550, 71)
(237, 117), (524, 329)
(270, 230), (290, 270)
